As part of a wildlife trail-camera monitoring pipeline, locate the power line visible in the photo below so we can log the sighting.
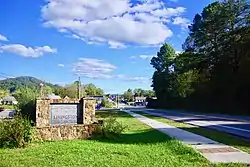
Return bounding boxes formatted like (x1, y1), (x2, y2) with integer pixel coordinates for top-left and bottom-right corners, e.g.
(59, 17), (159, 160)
(0, 72), (16, 79)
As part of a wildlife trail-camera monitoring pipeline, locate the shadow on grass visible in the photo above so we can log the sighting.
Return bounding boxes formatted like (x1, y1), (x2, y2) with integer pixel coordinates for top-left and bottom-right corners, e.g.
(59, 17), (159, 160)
(92, 129), (173, 145)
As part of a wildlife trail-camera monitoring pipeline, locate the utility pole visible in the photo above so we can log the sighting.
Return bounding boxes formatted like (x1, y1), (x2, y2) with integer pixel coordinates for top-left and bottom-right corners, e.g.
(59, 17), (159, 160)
(76, 76), (81, 99)
(40, 83), (44, 98)
(78, 76), (81, 99)
(116, 93), (119, 108)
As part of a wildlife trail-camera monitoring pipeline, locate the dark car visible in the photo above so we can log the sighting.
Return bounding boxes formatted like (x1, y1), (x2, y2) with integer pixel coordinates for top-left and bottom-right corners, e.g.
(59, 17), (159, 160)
(134, 102), (145, 106)
(0, 107), (4, 112)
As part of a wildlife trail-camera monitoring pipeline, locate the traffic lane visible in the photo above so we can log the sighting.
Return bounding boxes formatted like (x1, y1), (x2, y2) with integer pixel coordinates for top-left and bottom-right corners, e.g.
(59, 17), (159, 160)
(134, 109), (250, 139)
(142, 109), (250, 131)
(140, 108), (250, 125)
(184, 120), (250, 139)
(144, 108), (250, 122)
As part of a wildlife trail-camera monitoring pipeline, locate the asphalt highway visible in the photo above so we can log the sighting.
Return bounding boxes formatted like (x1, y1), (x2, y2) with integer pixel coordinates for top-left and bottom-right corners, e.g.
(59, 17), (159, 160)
(131, 108), (250, 140)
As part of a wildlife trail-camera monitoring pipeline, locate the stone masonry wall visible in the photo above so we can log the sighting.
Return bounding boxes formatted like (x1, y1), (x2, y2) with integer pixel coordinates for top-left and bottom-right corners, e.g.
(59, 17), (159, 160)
(84, 99), (96, 125)
(34, 124), (96, 140)
(36, 99), (80, 127)
(35, 98), (96, 140)
(36, 98), (96, 127)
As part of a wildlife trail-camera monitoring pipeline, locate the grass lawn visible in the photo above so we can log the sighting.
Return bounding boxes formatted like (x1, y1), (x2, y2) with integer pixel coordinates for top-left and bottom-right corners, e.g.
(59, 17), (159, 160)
(0, 105), (15, 110)
(0, 111), (248, 167)
(134, 111), (250, 154)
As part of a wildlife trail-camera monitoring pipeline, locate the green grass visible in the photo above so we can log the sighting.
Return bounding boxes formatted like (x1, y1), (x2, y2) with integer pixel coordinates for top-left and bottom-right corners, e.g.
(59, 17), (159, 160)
(127, 102), (135, 106)
(133, 111), (250, 154)
(0, 111), (248, 167)
(0, 105), (15, 110)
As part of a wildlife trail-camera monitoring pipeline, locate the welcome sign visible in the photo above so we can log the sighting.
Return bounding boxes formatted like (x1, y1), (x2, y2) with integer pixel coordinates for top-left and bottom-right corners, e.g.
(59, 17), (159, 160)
(50, 104), (78, 125)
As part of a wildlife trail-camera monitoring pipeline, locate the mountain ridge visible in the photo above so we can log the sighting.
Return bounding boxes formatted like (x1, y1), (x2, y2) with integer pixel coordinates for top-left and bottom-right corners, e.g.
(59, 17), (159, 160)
(0, 76), (60, 91)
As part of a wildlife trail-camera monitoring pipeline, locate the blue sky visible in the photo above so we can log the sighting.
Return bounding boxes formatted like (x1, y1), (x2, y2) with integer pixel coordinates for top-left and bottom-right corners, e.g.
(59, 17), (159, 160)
(0, 0), (215, 94)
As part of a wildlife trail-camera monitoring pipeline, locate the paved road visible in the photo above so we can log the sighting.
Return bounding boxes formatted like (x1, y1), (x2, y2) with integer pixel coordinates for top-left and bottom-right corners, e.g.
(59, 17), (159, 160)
(130, 108), (250, 140)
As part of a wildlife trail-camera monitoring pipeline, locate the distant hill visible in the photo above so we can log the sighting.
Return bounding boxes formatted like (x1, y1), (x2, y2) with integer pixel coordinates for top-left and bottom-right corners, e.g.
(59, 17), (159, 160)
(0, 76), (60, 92)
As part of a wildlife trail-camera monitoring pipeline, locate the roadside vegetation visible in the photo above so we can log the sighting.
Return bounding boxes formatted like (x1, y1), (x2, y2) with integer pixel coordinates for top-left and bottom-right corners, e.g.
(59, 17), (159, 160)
(0, 104), (15, 110)
(0, 116), (33, 148)
(149, 0), (250, 115)
(136, 112), (250, 154)
(100, 99), (116, 108)
(0, 110), (248, 167)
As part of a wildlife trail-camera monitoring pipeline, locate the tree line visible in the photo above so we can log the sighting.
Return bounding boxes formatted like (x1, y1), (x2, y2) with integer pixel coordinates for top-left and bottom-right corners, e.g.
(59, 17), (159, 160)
(0, 76), (104, 100)
(151, 0), (250, 114)
(123, 88), (155, 102)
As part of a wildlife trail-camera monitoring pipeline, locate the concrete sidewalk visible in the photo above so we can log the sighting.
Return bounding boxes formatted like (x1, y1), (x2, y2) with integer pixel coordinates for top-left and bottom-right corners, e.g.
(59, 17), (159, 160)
(124, 110), (250, 164)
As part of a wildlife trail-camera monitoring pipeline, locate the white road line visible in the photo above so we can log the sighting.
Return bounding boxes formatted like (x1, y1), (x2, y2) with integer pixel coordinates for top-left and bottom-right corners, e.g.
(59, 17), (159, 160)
(144, 110), (250, 133)
(185, 121), (250, 133)
(214, 124), (250, 133)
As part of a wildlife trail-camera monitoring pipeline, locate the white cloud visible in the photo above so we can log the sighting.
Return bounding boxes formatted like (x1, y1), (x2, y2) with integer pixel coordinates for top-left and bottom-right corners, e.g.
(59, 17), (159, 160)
(41, 0), (188, 48)
(115, 74), (150, 83)
(139, 54), (155, 60)
(173, 17), (190, 29)
(73, 57), (149, 82)
(0, 44), (57, 57)
(0, 34), (8, 41)
(73, 58), (117, 79)
(151, 7), (186, 17)
(125, 76), (150, 83)
(108, 41), (127, 49)
(129, 56), (136, 59)
(58, 64), (65, 67)
(130, 54), (155, 60)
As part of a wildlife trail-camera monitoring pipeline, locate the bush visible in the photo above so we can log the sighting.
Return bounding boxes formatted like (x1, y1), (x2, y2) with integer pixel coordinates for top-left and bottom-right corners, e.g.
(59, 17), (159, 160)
(17, 100), (36, 124)
(101, 99), (115, 108)
(93, 117), (127, 139)
(0, 116), (33, 148)
(13, 88), (37, 123)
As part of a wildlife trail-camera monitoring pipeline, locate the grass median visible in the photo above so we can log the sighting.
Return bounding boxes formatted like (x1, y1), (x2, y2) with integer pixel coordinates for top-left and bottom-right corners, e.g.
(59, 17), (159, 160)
(133, 111), (250, 154)
(0, 110), (248, 167)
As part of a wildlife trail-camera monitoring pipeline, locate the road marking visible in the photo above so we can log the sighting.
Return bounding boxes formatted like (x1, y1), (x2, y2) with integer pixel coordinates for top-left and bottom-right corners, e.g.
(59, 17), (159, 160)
(143, 110), (250, 133)
(214, 124), (250, 133)
(190, 114), (250, 123)
(186, 121), (250, 133)
(150, 109), (250, 123)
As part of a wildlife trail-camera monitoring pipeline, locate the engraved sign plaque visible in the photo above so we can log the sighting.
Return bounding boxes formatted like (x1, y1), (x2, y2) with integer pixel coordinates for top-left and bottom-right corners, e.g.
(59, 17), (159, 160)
(50, 104), (78, 125)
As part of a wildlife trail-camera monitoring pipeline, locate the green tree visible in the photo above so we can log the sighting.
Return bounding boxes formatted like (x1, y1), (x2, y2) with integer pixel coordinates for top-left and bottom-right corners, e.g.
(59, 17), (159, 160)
(151, 44), (177, 106)
(151, 0), (250, 114)
(13, 87), (38, 122)
(84, 84), (104, 96)
(43, 86), (53, 96)
(123, 89), (133, 101)
(0, 90), (9, 98)
(183, 0), (250, 112)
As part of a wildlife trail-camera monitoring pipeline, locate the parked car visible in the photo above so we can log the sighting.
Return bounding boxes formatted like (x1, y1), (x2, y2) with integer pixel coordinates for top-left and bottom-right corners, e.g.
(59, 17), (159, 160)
(134, 102), (145, 106)
(0, 106), (4, 112)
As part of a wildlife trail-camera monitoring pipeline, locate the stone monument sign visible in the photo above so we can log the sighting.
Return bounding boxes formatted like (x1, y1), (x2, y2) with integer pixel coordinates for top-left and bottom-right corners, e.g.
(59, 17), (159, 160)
(50, 104), (78, 125)
(35, 98), (96, 140)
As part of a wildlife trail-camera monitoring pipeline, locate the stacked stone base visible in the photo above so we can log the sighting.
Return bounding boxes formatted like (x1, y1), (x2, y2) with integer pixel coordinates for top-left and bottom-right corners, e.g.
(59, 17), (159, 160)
(34, 124), (96, 141)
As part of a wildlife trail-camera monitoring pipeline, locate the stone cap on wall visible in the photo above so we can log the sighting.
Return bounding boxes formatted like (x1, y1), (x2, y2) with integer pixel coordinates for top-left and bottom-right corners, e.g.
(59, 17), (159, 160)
(37, 98), (80, 103)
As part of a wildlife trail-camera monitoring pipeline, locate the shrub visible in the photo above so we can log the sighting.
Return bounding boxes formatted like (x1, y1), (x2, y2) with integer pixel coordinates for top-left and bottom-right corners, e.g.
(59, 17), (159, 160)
(93, 117), (127, 139)
(101, 99), (115, 108)
(13, 88), (37, 123)
(0, 116), (33, 148)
